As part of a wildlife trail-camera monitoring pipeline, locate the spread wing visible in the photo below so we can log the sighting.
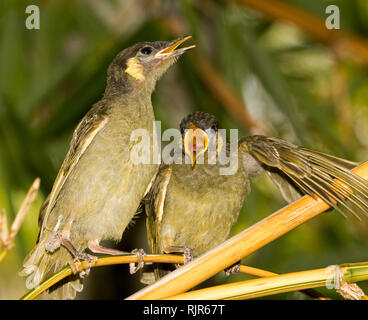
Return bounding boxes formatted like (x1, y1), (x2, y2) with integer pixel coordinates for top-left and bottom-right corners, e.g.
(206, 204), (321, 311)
(240, 135), (368, 219)
(145, 164), (172, 255)
(38, 106), (109, 238)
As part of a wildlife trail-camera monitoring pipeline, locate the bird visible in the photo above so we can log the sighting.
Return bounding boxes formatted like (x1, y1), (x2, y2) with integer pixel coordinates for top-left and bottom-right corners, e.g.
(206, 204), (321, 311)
(19, 36), (195, 299)
(143, 111), (368, 282)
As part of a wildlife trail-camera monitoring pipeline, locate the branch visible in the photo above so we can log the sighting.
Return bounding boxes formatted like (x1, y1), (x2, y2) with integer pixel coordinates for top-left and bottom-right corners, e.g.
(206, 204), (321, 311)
(20, 252), (299, 300)
(229, 0), (368, 64)
(239, 265), (327, 300)
(192, 53), (269, 135)
(0, 178), (40, 262)
(20, 254), (184, 300)
(166, 262), (368, 300)
(161, 16), (269, 135)
(126, 161), (368, 300)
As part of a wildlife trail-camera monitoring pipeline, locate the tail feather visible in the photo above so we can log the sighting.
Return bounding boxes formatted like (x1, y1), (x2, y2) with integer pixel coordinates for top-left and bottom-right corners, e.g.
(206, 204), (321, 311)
(19, 235), (82, 300)
(47, 276), (82, 300)
(140, 263), (173, 285)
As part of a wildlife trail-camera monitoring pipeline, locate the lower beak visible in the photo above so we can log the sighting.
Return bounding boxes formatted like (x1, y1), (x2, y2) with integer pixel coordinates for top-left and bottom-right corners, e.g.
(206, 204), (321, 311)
(184, 124), (209, 167)
(155, 36), (195, 60)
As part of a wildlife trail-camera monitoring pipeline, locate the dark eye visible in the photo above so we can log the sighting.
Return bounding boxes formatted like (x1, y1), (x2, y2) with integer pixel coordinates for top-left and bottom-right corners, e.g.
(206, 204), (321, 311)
(140, 46), (152, 55)
(210, 125), (217, 132)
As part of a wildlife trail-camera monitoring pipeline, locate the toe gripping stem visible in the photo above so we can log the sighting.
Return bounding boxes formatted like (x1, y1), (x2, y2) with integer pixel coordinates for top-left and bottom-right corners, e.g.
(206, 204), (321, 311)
(45, 233), (97, 278)
(129, 249), (146, 274)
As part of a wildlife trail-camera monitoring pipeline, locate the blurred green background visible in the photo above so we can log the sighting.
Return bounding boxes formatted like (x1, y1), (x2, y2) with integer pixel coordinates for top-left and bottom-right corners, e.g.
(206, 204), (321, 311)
(1, 0), (368, 299)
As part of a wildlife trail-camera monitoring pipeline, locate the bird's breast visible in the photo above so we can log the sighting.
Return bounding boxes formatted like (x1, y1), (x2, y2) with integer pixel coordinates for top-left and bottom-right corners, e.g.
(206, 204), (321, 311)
(50, 100), (158, 243)
(158, 163), (249, 256)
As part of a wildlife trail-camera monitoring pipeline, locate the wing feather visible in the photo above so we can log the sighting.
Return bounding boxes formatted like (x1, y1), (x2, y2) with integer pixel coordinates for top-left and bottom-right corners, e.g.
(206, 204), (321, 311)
(241, 135), (368, 219)
(38, 108), (109, 238)
(145, 165), (172, 255)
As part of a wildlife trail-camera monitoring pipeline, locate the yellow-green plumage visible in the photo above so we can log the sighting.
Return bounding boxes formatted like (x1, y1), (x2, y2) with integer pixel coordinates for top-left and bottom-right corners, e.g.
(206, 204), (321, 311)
(145, 112), (368, 283)
(148, 154), (249, 258)
(20, 38), (194, 299)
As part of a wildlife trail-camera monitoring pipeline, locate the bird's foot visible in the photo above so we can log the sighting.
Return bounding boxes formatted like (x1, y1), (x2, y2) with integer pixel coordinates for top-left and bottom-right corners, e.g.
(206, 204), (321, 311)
(182, 247), (193, 265)
(68, 252), (98, 278)
(163, 246), (193, 265)
(225, 262), (241, 276)
(129, 248), (146, 274)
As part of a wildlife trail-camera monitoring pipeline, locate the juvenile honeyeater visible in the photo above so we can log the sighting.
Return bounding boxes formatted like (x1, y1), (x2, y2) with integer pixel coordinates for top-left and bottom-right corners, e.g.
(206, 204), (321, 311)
(19, 37), (195, 299)
(143, 111), (368, 282)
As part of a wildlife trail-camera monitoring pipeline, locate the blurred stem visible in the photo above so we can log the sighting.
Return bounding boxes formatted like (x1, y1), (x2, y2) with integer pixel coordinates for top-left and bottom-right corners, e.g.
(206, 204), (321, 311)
(331, 65), (355, 146)
(229, 0), (368, 63)
(160, 16), (268, 135)
(10, 178), (40, 239)
(0, 178), (40, 261)
(126, 161), (368, 300)
(192, 53), (269, 135)
(232, 23), (306, 144)
(166, 262), (368, 300)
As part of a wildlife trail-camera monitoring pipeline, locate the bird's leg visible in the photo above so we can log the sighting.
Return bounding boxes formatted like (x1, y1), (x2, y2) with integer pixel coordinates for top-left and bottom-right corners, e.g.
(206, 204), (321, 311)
(225, 261), (241, 276)
(87, 240), (130, 255)
(87, 240), (145, 275)
(45, 232), (97, 278)
(163, 246), (193, 265)
(61, 237), (98, 278)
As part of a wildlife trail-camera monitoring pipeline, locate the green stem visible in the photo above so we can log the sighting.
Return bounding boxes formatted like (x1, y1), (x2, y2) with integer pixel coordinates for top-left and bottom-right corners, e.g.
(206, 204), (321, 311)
(20, 254), (184, 300)
(165, 261), (368, 300)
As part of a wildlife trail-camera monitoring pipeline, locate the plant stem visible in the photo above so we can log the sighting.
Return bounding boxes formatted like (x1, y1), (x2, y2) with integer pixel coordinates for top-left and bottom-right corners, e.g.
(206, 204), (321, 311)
(165, 262), (368, 300)
(230, 0), (368, 63)
(239, 265), (327, 299)
(20, 254), (184, 300)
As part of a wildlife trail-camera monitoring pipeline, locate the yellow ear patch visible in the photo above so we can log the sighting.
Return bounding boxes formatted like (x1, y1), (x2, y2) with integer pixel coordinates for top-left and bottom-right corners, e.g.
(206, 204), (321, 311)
(125, 57), (145, 81)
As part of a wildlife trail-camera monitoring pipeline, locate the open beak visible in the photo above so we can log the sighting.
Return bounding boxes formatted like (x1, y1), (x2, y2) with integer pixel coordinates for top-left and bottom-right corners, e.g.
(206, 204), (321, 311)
(184, 123), (209, 167)
(155, 36), (195, 60)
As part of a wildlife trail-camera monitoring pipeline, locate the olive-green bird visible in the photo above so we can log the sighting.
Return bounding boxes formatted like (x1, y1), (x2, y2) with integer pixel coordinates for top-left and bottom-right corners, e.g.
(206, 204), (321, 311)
(143, 111), (368, 282)
(19, 37), (195, 299)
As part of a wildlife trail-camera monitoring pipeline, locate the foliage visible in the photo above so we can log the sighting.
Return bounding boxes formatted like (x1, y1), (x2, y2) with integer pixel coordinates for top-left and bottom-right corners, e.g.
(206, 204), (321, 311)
(1, 0), (368, 299)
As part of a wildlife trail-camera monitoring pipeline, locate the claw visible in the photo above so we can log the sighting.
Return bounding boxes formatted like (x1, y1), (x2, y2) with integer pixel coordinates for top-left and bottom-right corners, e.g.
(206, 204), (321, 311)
(225, 262), (241, 276)
(68, 253), (98, 278)
(183, 247), (193, 265)
(129, 248), (145, 274)
(163, 246), (193, 268)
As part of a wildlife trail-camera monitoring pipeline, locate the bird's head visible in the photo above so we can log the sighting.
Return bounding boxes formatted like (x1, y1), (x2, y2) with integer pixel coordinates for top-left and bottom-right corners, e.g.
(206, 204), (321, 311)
(106, 36), (195, 94)
(180, 112), (223, 167)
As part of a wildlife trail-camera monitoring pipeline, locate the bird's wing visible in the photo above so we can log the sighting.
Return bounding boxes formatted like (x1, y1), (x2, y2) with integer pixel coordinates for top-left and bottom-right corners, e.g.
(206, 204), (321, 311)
(240, 135), (368, 219)
(38, 107), (109, 237)
(145, 164), (172, 254)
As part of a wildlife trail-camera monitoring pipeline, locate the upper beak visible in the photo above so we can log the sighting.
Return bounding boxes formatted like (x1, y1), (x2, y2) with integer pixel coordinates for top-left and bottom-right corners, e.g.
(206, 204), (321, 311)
(155, 36), (195, 59)
(184, 123), (209, 167)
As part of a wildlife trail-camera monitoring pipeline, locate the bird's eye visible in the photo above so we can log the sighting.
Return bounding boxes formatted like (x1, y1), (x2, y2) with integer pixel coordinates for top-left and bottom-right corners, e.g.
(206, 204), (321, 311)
(140, 46), (153, 55)
(210, 125), (217, 132)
